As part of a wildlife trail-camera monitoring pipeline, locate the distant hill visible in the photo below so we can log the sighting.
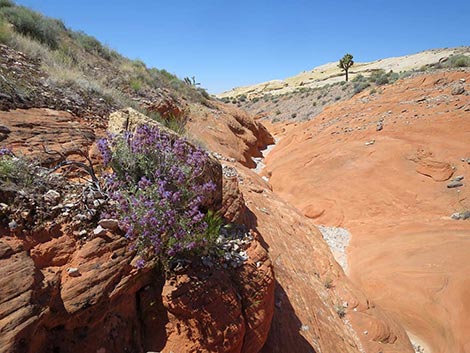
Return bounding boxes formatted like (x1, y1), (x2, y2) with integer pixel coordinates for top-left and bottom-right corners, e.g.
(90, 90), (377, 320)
(217, 47), (470, 122)
(218, 47), (470, 100)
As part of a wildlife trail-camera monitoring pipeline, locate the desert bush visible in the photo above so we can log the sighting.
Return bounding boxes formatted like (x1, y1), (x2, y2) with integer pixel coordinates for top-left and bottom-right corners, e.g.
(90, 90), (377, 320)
(447, 54), (470, 68)
(353, 81), (370, 94)
(351, 74), (364, 82)
(368, 69), (398, 86)
(98, 125), (219, 269)
(335, 303), (346, 318)
(0, 14), (11, 43)
(0, 148), (35, 186)
(0, 5), (61, 49)
(0, 0), (13, 8)
(73, 31), (115, 61)
(198, 87), (210, 99)
(146, 110), (188, 135)
(129, 78), (142, 93)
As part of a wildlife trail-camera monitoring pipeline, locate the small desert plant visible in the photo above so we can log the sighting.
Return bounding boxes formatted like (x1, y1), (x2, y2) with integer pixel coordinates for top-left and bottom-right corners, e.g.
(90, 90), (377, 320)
(0, 148), (35, 186)
(353, 81), (370, 94)
(98, 125), (219, 270)
(324, 277), (333, 289)
(335, 303), (346, 318)
(144, 111), (187, 135)
(129, 78), (142, 93)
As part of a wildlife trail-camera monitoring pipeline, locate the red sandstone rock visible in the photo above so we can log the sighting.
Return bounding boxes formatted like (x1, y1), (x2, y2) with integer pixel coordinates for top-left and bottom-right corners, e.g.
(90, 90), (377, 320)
(0, 108), (95, 165)
(415, 158), (454, 181)
(188, 101), (275, 168)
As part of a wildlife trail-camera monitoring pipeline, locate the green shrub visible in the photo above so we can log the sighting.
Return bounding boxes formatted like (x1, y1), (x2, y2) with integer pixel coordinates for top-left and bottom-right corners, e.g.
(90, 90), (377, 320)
(0, 5), (61, 49)
(73, 31), (114, 61)
(368, 69), (399, 86)
(353, 81), (370, 94)
(0, 0), (13, 8)
(447, 54), (470, 68)
(0, 14), (11, 43)
(352, 74), (365, 82)
(0, 150), (35, 187)
(130, 78), (142, 92)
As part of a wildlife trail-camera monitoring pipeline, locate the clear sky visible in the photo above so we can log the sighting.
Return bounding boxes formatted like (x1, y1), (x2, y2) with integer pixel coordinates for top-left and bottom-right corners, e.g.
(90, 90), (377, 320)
(13, 0), (470, 93)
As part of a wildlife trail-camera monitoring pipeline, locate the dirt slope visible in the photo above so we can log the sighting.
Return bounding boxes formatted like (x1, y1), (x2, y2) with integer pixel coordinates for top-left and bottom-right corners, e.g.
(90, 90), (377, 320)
(263, 70), (470, 353)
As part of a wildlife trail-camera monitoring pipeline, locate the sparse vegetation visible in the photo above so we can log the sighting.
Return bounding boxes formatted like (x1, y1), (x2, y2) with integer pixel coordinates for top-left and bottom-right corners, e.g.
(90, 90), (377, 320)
(0, 0), (209, 113)
(0, 4), (63, 49)
(324, 277), (333, 289)
(335, 303), (346, 318)
(447, 54), (470, 68)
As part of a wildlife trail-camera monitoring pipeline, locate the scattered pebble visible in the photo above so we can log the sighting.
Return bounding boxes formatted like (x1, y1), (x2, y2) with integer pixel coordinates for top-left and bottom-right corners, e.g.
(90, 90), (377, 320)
(451, 211), (470, 220)
(93, 225), (107, 236)
(43, 189), (61, 204)
(67, 267), (80, 277)
(99, 218), (119, 231)
(447, 180), (463, 188)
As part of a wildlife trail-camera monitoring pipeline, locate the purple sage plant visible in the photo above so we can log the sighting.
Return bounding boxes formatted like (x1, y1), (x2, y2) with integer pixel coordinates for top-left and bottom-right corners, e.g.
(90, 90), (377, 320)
(99, 125), (219, 269)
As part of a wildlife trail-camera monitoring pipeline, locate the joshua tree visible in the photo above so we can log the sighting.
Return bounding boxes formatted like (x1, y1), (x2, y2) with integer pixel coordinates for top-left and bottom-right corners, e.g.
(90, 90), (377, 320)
(338, 53), (354, 82)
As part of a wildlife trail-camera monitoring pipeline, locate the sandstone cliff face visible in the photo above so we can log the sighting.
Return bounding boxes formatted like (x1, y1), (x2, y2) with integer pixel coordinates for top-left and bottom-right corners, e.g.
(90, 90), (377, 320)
(188, 101), (275, 168)
(263, 70), (470, 353)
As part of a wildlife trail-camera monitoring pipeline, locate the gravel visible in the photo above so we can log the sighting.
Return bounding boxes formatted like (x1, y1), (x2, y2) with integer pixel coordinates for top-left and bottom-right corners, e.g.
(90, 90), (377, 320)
(317, 225), (351, 273)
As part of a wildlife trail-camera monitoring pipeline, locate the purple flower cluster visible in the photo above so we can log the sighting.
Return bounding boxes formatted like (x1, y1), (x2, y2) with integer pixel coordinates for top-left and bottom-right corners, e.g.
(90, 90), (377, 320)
(0, 147), (12, 157)
(99, 125), (217, 267)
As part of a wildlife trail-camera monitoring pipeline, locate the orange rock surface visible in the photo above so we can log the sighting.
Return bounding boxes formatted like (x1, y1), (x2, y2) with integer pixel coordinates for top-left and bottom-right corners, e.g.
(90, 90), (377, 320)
(264, 70), (470, 353)
(0, 108), (275, 353)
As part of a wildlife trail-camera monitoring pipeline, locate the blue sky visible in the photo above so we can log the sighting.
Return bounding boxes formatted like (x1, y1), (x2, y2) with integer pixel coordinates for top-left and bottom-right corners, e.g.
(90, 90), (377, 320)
(14, 0), (470, 93)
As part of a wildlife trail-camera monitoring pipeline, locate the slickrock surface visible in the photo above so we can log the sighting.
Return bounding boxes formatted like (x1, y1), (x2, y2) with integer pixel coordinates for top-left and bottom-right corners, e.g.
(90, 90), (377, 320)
(233, 165), (413, 353)
(264, 70), (470, 353)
